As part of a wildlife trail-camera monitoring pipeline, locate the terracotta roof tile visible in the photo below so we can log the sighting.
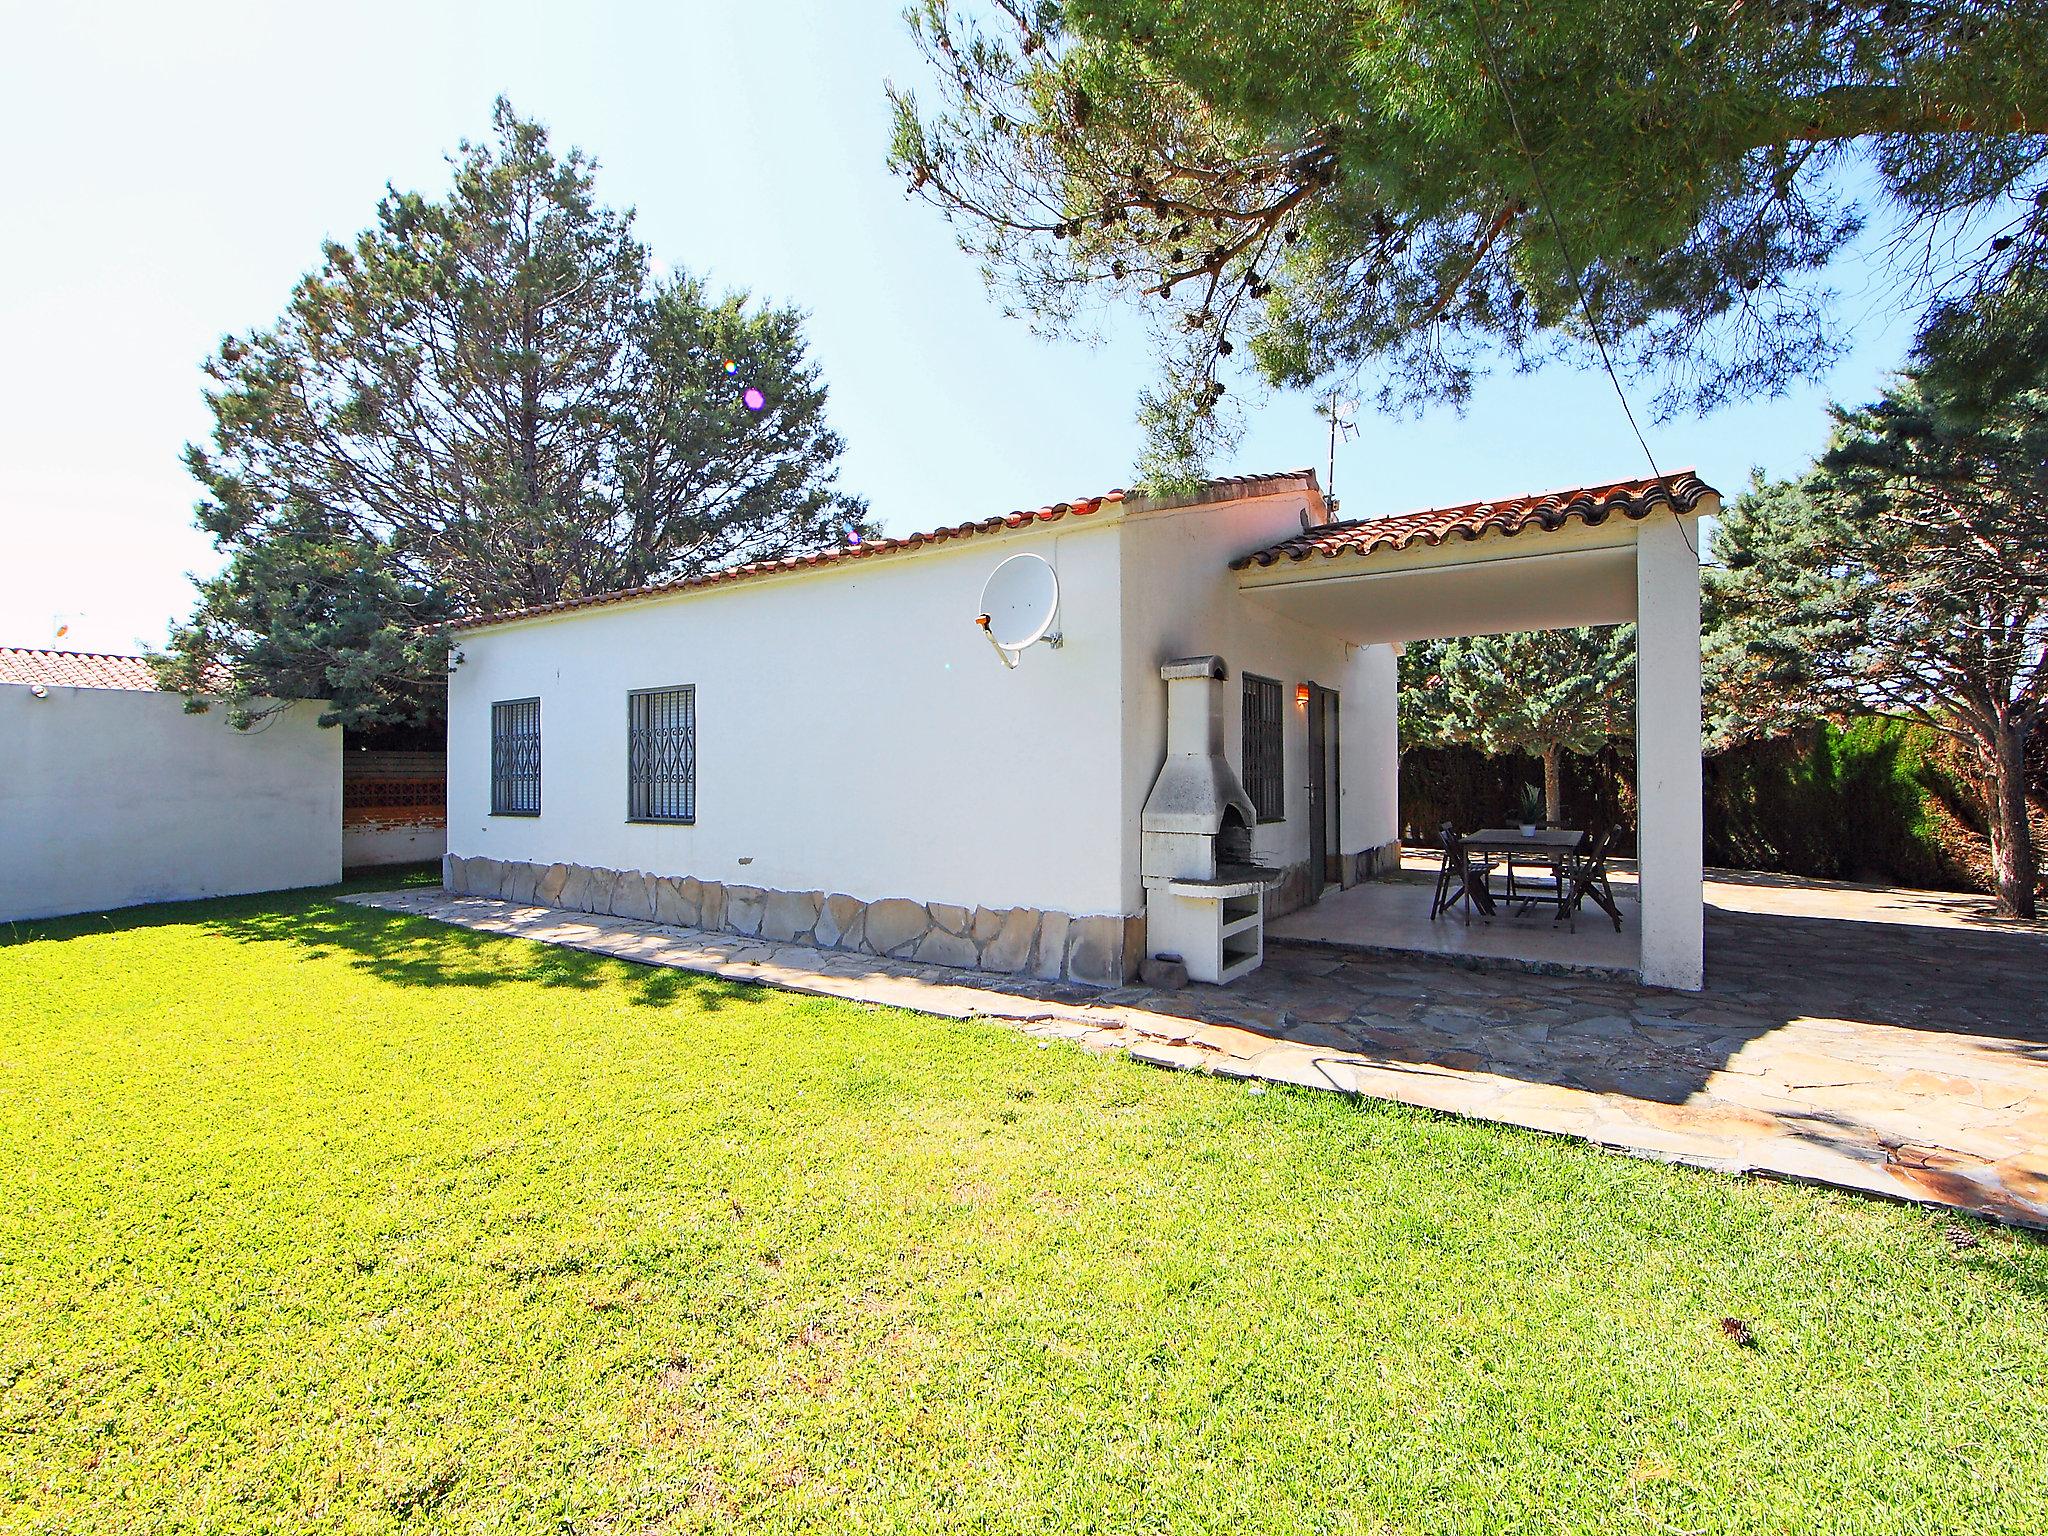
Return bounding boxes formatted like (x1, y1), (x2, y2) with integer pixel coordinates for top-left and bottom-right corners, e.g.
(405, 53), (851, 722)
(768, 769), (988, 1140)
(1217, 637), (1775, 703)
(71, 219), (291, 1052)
(453, 469), (1321, 631)
(1230, 471), (1715, 571)
(0, 648), (167, 691)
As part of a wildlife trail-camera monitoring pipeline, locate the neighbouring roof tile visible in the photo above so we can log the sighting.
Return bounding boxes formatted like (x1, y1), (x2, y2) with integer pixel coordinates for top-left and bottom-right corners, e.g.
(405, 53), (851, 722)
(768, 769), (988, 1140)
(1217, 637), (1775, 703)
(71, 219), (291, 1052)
(1229, 471), (1715, 571)
(0, 648), (167, 691)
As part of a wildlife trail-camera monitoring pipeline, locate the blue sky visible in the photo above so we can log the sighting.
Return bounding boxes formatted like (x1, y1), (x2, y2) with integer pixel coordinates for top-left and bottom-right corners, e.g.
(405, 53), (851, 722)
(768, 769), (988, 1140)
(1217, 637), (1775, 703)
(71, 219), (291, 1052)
(0, 1), (1921, 655)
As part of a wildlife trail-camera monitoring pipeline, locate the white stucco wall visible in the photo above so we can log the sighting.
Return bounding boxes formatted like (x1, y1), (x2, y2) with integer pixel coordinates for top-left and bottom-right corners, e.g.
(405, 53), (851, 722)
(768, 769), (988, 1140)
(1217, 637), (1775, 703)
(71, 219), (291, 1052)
(1115, 489), (1402, 910)
(1340, 642), (1401, 858)
(448, 488), (1402, 926)
(0, 687), (342, 922)
(448, 518), (1132, 917)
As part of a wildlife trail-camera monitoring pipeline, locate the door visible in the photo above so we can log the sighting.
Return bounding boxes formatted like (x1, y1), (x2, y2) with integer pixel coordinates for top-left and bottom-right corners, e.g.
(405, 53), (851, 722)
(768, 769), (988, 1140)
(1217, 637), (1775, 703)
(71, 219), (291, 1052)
(1305, 683), (1339, 900)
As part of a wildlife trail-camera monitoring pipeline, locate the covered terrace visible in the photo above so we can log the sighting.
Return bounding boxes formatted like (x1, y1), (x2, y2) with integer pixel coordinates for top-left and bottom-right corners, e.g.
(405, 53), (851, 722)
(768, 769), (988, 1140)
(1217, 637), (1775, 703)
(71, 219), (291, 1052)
(1236, 473), (1719, 991)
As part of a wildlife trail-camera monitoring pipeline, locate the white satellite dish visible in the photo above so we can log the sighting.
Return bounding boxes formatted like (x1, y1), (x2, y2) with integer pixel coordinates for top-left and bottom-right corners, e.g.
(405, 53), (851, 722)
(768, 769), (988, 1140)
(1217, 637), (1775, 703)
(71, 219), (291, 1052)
(976, 552), (1062, 669)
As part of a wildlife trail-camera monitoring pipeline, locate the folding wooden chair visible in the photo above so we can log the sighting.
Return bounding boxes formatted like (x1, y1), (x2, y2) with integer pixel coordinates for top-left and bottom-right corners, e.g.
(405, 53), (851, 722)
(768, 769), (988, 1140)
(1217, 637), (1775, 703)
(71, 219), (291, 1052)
(1430, 823), (1497, 924)
(1562, 826), (1624, 932)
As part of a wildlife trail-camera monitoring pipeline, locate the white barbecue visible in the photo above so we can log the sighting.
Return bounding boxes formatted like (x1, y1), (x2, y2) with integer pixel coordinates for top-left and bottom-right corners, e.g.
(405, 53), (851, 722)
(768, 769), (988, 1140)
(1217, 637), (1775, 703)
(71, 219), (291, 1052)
(1140, 656), (1279, 983)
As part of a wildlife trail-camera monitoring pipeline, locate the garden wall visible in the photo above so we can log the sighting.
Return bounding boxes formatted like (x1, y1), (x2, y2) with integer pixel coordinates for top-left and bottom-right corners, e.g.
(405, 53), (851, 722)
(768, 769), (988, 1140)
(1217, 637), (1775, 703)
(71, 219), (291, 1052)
(0, 685), (340, 921)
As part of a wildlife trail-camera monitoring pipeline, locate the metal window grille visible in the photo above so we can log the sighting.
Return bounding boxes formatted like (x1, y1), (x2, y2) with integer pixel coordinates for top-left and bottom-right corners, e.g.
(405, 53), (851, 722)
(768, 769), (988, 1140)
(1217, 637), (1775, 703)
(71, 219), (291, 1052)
(627, 685), (696, 823)
(1242, 674), (1285, 822)
(490, 697), (542, 815)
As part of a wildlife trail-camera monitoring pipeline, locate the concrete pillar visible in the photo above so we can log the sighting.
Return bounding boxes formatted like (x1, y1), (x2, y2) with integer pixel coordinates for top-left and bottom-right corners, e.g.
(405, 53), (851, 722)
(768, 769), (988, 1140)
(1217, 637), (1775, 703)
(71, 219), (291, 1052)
(1634, 511), (1704, 990)
(1340, 642), (1400, 861)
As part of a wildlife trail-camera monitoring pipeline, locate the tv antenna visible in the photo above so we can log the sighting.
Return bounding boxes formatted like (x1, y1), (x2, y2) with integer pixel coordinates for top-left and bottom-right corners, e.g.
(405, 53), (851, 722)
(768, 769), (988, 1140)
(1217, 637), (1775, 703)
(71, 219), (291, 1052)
(976, 552), (1062, 669)
(1324, 391), (1359, 510)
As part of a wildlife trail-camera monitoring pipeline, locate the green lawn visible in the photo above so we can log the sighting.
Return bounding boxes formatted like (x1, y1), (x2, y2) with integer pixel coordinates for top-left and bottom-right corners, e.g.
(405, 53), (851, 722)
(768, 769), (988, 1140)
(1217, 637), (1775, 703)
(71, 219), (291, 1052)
(3, 882), (2044, 1534)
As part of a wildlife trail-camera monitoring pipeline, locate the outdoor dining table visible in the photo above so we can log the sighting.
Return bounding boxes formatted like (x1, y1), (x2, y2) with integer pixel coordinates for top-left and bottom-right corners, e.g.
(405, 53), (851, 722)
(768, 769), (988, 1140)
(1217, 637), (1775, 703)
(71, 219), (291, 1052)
(1458, 828), (1588, 918)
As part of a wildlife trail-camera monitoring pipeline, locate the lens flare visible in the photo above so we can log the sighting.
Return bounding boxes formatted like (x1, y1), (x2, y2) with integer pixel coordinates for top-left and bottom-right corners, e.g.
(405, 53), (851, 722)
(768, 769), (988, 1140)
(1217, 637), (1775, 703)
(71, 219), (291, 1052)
(743, 387), (766, 411)
(722, 359), (737, 375)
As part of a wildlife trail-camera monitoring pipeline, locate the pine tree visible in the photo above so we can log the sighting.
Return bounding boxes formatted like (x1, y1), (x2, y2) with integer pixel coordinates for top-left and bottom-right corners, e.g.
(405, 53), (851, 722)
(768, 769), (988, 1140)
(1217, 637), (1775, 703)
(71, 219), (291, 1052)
(888, 0), (2048, 480)
(159, 100), (872, 727)
(1400, 626), (1638, 826)
(1707, 281), (2048, 916)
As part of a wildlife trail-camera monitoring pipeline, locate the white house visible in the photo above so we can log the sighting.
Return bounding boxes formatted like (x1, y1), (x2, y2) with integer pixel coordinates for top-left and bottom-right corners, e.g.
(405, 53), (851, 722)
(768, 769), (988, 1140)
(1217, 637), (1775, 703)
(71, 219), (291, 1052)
(0, 649), (342, 922)
(442, 468), (1713, 989)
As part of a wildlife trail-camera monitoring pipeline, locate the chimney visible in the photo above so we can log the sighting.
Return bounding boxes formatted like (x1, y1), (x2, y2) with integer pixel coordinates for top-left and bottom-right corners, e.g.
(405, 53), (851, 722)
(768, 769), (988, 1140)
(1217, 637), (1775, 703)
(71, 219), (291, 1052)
(1139, 656), (1261, 883)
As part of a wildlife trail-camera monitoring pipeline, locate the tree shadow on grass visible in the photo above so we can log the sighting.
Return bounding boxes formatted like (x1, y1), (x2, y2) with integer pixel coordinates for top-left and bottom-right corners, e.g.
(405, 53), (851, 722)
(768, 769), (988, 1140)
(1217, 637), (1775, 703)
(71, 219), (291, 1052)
(1, 865), (438, 946)
(619, 964), (708, 1009)
(211, 901), (612, 993)
(3, 880), (740, 1013)
(209, 899), (747, 1012)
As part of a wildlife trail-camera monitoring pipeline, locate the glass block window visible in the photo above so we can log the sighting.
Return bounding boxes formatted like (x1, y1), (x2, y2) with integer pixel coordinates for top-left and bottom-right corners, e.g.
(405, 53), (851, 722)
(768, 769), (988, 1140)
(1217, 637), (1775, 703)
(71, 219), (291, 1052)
(627, 685), (696, 823)
(490, 697), (542, 816)
(1241, 673), (1285, 823)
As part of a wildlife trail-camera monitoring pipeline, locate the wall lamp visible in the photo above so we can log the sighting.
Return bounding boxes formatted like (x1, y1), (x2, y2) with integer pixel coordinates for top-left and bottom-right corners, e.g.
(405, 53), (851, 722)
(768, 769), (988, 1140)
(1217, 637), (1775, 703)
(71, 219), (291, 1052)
(1295, 683), (1311, 706)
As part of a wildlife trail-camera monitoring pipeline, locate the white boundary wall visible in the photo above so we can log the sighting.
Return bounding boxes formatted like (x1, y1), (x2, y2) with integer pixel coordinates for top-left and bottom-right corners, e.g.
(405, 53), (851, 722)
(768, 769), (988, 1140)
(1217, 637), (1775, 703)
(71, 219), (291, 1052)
(0, 687), (341, 922)
(343, 821), (447, 869)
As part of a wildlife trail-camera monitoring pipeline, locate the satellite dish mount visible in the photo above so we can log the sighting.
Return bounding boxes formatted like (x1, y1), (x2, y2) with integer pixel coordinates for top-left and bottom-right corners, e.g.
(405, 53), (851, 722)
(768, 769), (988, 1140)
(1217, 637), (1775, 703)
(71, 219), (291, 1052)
(976, 552), (1062, 670)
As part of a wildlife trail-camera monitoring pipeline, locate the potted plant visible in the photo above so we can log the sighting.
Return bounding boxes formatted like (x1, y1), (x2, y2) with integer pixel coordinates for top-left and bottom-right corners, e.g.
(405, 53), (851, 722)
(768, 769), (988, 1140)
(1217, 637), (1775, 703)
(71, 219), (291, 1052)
(1515, 783), (1544, 836)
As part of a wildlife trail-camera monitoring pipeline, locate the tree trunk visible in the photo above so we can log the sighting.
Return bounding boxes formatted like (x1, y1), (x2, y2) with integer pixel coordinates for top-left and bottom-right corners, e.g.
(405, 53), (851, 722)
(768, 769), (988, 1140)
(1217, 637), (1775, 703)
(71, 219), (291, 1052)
(1987, 722), (2039, 920)
(1542, 745), (1563, 829)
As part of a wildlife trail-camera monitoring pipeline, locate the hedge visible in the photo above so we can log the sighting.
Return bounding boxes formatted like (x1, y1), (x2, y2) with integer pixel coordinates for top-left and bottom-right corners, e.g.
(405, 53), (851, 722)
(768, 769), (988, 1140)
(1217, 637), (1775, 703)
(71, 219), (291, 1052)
(1399, 719), (2028, 894)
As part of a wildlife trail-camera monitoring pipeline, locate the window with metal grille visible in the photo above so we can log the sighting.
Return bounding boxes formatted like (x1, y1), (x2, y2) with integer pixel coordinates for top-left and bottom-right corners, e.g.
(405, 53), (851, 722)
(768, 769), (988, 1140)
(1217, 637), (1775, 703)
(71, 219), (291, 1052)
(1241, 673), (1285, 822)
(627, 685), (696, 823)
(490, 698), (542, 815)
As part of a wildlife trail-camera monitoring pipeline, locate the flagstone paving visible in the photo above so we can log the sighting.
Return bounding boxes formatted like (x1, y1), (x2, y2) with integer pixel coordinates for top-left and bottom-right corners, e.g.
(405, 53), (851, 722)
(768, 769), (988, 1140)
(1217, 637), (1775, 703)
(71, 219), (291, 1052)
(344, 883), (2048, 1230)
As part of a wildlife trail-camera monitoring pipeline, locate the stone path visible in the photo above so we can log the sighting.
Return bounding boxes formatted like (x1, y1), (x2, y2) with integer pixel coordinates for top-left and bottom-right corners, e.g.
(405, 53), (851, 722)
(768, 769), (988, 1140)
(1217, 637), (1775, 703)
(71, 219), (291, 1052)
(342, 887), (2048, 1230)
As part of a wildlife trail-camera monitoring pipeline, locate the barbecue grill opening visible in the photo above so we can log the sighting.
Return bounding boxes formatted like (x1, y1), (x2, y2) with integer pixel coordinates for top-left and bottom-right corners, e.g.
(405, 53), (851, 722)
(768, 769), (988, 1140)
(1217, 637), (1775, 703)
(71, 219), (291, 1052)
(1215, 805), (1253, 867)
